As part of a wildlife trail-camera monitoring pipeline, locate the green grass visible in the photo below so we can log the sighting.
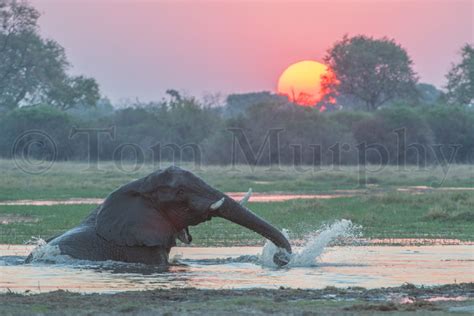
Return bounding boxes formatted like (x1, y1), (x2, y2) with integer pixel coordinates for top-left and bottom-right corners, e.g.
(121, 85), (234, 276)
(1, 159), (473, 244)
(1, 159), (473, 200)
(1, 191), (472, 244)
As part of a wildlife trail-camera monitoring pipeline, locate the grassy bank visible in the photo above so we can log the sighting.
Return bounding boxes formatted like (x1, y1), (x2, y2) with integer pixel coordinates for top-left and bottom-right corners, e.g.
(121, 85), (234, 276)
(1, 160), (473, 200)
(1, 159), (472, 244)
(1, 191), (473, 244)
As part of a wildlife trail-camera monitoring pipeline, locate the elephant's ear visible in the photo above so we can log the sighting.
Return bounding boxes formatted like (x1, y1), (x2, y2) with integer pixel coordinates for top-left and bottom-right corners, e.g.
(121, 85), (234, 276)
(95, 180), (176, 247)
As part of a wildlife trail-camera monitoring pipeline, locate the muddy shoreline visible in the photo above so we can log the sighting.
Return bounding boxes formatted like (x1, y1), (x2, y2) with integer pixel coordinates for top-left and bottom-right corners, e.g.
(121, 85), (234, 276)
(0, 191), (358, 206)
(2, 186), (474, 205)
(1, 283), (473, 315)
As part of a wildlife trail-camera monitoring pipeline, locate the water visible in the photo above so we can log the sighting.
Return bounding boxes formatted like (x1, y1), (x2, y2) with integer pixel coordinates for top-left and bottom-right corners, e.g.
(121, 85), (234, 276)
(261, 219), (359, 267)
(2, 187), (473, 206)
(0, 192), (357, 206)
(1, 220), (473, 294)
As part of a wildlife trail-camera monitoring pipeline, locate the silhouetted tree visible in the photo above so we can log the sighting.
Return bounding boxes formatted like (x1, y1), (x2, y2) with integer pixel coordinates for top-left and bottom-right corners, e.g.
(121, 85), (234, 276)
(323, 35), (418, 111)
(46, 75), (100, 110)
(445, 44), (474, 106)
(224, 92), (287, 117)
(0, 0), (99, 111)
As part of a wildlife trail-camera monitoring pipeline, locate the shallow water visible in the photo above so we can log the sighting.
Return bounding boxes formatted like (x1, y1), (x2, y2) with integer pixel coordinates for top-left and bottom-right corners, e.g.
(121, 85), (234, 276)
(1, 244), (473, 294)
(2, 187), (474, 206)
(0, 192), (357, 206)
(1, 220), (472, 294)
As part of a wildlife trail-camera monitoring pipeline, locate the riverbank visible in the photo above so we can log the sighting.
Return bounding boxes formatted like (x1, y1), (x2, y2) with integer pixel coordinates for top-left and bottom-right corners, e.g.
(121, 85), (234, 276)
(1, 189), (473, 244)
(1, 283), (473, 315)
(1, 160), (473, 200)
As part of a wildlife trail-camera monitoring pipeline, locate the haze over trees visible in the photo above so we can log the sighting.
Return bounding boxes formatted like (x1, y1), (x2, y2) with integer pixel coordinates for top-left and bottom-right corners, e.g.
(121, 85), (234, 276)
(0, 0), (99, 112)
(322, 35), (418, 111)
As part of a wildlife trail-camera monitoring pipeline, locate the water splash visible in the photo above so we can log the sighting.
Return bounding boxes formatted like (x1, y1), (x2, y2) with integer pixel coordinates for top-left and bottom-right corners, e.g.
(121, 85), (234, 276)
(24, 238), (153, 271)
(260, 219), (360, 267)
(25, 237), (75, 264)
(24, 236), (47, 247)
(24, 220), (359, 268)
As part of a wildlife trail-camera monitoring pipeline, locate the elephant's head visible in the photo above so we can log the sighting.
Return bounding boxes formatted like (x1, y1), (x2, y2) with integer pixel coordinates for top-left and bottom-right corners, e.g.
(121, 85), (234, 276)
(95, 166), (292, 265)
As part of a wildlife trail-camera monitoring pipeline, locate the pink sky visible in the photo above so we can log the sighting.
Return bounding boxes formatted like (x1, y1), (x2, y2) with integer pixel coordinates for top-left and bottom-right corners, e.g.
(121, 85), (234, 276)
(31, 0), (473, 102)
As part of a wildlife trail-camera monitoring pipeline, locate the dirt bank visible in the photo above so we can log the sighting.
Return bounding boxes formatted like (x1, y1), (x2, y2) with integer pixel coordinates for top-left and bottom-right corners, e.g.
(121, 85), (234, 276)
(1, 283), (473, 315)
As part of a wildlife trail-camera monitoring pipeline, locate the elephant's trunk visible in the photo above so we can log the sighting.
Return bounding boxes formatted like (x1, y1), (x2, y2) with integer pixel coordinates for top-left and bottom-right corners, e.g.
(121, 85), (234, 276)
(216, 197), (292, 256)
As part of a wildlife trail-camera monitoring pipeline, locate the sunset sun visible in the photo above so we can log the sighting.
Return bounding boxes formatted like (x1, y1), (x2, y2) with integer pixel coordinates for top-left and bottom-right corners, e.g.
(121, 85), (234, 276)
(277, 60), (334, 107)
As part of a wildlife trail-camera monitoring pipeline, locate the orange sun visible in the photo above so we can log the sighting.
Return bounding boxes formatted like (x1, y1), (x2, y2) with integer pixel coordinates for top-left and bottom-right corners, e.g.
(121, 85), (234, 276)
(277, 60), (335, 107)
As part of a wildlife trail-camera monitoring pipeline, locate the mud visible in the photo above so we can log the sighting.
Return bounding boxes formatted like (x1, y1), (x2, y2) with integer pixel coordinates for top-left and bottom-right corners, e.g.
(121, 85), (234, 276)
(360, 238), (474, 246)
(0, 214), (38, 225)
(396, 186), (474, 193)
(1, 283), (472, 315)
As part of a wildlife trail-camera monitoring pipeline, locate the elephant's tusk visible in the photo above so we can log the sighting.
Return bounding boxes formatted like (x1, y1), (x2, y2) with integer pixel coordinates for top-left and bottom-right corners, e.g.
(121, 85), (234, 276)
(239, 188), (252, 205)
(210, 197), (225, 210)
(177, 228), (192, 244)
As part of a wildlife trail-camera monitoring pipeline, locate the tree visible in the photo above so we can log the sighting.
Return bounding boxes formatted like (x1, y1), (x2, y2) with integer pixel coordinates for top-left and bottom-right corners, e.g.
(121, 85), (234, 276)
(323, 35), (418, 111)
(46, 75), (100, 110)
(445, 44), (474, 106)
(224, 92), (287, 117)
(0, 0), (99, 111)
(416, 83), (443, 105)
(0, 0), (38, 35)
(0, 105), (74, 159)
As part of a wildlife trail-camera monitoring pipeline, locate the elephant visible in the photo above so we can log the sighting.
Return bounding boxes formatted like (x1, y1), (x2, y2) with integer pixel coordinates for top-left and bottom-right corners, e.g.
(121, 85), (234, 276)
(26, 166), (292, 266)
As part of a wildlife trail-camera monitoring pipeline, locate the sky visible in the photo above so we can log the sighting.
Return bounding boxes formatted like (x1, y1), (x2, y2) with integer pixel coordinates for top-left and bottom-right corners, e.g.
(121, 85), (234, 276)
(30, 0), (473, 103)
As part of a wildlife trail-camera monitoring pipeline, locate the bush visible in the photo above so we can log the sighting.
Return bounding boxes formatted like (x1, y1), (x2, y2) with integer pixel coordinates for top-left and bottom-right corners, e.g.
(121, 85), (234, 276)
(423, 105), (474, 163)
(0, 106), (75, 160)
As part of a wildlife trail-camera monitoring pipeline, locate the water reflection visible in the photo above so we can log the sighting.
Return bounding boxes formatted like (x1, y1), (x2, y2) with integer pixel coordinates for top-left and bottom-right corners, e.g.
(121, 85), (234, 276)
(0, 192), (358, 206)
(0, 245), (473, 294)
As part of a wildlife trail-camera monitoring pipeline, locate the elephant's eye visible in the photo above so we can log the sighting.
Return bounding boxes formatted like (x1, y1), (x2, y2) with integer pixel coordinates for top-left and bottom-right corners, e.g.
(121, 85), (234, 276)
(176, 189), (185, 197)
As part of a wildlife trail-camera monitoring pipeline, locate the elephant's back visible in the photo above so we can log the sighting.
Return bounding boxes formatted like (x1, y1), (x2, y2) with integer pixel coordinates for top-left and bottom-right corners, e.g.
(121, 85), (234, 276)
(30, 203), (170, 265)
(49, 224), (169, 264)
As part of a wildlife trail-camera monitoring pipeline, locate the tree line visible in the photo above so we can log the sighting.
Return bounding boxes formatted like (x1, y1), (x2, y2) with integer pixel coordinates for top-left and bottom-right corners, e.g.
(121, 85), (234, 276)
(0, 0), (473, 166)
(1, 93), (473, 165)
(0, 0), (99, 112)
